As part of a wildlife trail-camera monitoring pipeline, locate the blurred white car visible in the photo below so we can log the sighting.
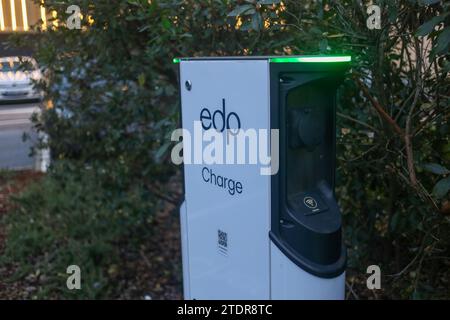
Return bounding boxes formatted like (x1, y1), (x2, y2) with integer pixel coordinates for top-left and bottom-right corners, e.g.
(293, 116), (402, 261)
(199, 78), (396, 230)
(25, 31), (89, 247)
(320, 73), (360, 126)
(0, 56), (43, 103)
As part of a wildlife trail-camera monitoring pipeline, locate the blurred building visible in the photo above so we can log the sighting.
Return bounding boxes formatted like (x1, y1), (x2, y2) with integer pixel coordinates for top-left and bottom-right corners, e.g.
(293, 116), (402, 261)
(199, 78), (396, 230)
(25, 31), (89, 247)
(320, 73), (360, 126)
(0, 0), (46, 56)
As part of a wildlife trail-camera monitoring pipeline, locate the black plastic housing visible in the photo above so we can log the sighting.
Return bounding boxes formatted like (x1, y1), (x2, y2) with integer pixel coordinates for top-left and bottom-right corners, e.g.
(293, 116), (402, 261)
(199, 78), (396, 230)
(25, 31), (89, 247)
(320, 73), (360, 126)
(269, 62), (349, 278)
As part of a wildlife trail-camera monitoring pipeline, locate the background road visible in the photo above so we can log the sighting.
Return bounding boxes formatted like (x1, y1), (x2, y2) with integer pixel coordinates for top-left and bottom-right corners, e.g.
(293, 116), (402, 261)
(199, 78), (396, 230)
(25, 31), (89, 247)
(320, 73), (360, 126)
(0, 102), (39, 170)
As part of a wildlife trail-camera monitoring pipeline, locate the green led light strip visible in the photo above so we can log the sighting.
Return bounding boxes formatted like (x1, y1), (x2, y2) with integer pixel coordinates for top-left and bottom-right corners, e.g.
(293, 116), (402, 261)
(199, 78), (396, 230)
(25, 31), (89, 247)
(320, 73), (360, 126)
(270, 56), (351, 63)
(172, 56), (351, 64)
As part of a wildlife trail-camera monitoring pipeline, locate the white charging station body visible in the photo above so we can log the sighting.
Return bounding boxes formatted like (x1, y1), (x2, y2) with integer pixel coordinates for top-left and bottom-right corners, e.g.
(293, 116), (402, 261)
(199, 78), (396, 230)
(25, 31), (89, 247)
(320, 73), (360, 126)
(177, 57), (348, 300)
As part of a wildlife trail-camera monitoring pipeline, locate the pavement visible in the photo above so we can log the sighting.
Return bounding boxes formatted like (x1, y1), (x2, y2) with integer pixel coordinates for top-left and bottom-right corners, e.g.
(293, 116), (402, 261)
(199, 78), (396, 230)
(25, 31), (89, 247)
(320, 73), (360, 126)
(0, 102), (40, 170)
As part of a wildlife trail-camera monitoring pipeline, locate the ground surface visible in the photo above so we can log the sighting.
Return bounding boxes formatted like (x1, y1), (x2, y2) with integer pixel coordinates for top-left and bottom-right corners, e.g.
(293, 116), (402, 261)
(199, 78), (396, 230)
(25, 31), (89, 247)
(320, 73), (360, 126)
(0, 170), (44, 299)
(0, 170), (183, 300)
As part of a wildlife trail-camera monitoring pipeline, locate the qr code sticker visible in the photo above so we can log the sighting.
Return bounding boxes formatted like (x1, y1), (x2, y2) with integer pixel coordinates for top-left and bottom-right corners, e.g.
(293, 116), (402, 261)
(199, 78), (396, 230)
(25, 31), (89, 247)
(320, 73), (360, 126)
(218, 229), (228, 255)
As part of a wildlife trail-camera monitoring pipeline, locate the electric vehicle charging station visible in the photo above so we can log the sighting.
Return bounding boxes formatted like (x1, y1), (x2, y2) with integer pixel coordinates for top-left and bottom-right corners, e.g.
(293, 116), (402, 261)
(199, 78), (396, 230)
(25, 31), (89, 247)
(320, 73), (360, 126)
(175, 56), (351, 300)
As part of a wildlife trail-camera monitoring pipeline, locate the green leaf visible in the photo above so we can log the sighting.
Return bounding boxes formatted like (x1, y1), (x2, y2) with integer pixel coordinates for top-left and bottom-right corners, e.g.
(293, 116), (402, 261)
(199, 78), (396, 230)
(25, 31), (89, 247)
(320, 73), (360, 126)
(239, 21), (252, 31)
(418, 0), (441, 6)
(137, 73), (145, 87)
(433, 176), (450, 199)
(161, 17), (171, 29)
(433, 27), (450, 56)
(258, 0), (281, 4)
(319, 39), (329, 52)
(443, 60), (450, 73)
(228, 4), (255, 17)
(388, 5), (398, 23)
(422, 163), (450, 175)
(310, 27), (322, 35)
(416, 15), (446, 36)
(154, 142), (171, 162)
(390, 211), (401, 232)
(251, 12), (263, 31)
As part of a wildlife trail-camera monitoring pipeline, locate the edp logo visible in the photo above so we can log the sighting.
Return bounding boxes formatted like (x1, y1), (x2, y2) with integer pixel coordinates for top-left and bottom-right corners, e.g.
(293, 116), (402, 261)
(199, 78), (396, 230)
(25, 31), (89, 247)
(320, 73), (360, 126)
(200, 99), (241, 133)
